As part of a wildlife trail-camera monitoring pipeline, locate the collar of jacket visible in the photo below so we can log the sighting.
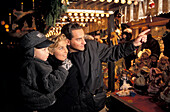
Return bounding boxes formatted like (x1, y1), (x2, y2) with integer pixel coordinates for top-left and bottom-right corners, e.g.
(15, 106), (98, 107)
(24, 56), (49, 64)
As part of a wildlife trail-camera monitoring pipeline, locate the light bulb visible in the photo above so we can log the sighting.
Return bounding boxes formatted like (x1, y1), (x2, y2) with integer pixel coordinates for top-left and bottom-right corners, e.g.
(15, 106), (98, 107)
(114, 0), (119, 3)
(100, 0), (105, 2)
(121, 0), (126, 4)
(127, 0), (132, 4)
(107, 0), (112, 3)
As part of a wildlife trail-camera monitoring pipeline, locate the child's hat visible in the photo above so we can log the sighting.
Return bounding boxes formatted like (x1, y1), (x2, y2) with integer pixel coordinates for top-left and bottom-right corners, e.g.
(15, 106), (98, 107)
(20, 31), (53, 49)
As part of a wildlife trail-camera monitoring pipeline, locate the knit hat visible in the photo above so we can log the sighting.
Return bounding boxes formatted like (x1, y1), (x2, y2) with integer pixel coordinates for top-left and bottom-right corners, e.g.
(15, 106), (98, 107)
(20, 31), (53, 49)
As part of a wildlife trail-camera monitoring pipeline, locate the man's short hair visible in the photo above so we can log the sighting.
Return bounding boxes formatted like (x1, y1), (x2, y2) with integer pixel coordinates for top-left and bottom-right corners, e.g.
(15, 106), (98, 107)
(61, 23), (82, 40)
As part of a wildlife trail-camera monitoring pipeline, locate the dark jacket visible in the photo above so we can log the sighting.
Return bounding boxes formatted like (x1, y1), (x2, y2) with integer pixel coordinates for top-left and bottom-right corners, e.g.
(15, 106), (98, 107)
(69, 39), (137, 111)
(18, 55), (68, 110)
(162, 31), (170, 60)
(42, 55), (80, 112)
(141, 34), (160, 57)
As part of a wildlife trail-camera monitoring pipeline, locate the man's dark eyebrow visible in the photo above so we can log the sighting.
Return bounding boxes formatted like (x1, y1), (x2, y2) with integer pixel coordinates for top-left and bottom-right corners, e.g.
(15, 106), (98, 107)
(76, 37), (83, 39)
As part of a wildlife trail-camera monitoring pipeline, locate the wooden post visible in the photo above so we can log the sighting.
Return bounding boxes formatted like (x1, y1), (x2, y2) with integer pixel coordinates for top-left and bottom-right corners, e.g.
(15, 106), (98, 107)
(107, 14), (115, 92)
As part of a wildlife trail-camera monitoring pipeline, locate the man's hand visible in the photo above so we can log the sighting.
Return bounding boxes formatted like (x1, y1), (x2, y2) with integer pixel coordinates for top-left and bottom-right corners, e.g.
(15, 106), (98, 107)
(133, 29), (150, 46)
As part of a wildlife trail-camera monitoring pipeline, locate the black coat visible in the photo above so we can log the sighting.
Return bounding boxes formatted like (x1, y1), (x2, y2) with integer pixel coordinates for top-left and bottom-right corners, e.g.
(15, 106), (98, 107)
(141, 34), (161, 57)
(69, 39), (137, 111)
(42, 55), (81, 112)
(18, 56), (68, 110)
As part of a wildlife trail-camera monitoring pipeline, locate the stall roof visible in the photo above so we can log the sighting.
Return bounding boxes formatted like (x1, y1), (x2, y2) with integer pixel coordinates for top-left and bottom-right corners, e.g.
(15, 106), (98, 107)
(68, 0), (128, 11)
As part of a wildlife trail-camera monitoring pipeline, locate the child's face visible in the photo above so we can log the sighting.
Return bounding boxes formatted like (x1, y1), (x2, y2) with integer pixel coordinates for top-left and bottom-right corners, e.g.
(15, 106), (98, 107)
(34, 47), (49, 61)
(52, 40), (68, 61)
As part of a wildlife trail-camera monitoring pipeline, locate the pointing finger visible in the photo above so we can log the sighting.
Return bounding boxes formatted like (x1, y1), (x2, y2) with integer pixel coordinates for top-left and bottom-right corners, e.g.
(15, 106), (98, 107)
(138, 29), (151, 36)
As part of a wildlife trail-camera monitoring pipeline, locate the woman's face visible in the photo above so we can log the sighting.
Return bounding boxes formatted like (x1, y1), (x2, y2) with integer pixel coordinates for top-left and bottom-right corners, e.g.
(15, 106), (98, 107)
(52, 40), (68, 61)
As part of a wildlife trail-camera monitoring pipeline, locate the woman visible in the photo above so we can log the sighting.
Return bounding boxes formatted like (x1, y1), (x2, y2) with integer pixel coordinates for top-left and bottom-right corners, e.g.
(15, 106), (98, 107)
(42, 34), (81, 112)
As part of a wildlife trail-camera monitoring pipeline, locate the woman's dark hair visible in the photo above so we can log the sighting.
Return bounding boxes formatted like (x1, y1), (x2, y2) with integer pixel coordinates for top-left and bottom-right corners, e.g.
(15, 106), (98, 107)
(61, 23), (82, 40)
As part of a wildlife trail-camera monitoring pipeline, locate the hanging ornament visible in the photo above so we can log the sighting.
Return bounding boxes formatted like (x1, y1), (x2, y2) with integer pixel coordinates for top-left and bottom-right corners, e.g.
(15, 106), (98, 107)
(149, 0), (155, 9)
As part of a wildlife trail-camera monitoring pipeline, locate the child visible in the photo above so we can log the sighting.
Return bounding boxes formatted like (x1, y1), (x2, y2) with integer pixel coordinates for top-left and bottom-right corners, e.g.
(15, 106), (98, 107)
(18, 31), (70, 112)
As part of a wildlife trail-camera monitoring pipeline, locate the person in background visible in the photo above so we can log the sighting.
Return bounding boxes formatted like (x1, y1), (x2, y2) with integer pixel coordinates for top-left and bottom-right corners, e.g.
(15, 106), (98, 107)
(120, 30), (136, 70)
(140, 26), (161, 58)
(18, 31), (69, 112)
(162, 20), (170, 62)
(61, 23), (150, 112)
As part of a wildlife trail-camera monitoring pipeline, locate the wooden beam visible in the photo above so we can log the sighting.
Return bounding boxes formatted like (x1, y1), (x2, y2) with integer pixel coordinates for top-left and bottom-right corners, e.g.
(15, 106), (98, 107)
(109, 4), (129, 11)
(130, 17), (169, 29)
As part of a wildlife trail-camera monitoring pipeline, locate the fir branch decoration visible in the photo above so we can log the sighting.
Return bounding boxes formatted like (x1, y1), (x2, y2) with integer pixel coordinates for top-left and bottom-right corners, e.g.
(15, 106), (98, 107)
(45, 0), (67, 28)
(35, 0), (67, 33)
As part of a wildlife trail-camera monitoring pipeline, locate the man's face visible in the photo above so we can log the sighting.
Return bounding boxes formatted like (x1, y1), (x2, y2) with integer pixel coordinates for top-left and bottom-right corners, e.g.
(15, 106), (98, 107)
(68, 29), (86, 52)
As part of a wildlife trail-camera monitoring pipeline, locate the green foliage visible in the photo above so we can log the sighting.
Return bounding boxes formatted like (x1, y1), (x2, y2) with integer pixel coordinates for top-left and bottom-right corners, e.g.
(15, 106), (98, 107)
(45, 0), (67, 28)
(35, 0), (67, 33)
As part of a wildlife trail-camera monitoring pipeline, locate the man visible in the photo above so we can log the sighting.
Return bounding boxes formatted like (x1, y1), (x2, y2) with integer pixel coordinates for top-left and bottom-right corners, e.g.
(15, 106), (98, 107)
(61, 23), (150, 112)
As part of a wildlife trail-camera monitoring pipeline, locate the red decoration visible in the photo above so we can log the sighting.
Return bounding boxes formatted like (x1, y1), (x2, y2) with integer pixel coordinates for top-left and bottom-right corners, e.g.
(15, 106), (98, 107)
(149, 0), (155, 9)
(149, 3), (155, 8)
